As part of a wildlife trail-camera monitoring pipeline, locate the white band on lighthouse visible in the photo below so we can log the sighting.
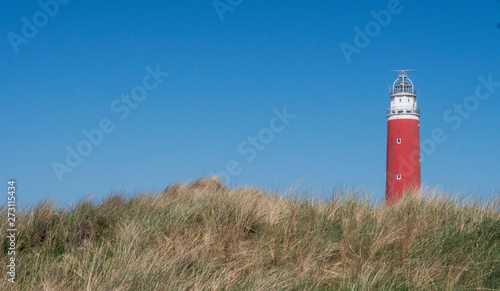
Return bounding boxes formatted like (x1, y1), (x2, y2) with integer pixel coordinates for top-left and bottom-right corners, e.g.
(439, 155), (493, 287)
(388, 114), (419, 121)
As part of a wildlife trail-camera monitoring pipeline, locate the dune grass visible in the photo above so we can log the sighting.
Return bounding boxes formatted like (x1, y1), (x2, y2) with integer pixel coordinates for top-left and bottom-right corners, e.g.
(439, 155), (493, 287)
(1, 178), (499, 290)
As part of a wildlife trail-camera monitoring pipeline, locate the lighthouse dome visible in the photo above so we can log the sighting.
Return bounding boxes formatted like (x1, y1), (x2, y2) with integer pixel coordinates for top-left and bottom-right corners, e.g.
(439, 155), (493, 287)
(391, 73), (416, 95)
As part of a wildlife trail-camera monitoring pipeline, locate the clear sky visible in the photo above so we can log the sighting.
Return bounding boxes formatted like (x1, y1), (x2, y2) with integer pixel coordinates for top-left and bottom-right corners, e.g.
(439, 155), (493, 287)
(1, 0), (500, 207)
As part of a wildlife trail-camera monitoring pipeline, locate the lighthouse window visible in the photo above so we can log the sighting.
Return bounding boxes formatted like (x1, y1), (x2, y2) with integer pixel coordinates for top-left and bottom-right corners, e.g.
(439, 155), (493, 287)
(397, 138), (401, 144)
(397, 174), (401, 180)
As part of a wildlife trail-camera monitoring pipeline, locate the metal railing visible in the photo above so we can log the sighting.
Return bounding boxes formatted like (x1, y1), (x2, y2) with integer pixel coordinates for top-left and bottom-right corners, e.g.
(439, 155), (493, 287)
(386, 107), (420, 115)
(390, 88), (416, 95)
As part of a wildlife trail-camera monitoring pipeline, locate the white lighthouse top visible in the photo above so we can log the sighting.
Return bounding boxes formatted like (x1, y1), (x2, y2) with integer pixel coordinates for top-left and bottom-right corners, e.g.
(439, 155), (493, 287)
(390, 69), (416, 96)
(387, 70), (420, 120)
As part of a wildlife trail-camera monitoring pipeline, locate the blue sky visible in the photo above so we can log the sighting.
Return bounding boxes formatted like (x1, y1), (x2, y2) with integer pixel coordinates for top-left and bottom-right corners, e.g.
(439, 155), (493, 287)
(1, 0), (499, 207)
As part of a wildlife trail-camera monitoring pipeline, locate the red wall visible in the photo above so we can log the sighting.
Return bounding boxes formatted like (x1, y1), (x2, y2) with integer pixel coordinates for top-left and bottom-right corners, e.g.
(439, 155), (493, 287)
(386, 118), (421, 203)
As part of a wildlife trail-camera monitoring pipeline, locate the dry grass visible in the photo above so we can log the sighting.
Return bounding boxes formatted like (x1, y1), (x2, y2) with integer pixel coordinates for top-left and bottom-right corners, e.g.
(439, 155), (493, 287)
(1, 178), (499, 290)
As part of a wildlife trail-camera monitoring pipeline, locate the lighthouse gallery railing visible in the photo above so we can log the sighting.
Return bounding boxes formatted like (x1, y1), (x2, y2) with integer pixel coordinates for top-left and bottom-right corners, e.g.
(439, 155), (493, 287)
(386, 107), (420, 115)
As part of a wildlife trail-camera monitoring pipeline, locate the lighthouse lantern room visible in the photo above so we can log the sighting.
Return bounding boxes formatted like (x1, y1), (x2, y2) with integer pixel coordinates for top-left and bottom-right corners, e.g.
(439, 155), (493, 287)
(386, 70), (421, 203)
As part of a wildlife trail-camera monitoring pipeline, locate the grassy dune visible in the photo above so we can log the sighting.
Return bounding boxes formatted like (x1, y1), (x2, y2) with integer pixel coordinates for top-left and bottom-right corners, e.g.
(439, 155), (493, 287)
(1, 178), (499, 290)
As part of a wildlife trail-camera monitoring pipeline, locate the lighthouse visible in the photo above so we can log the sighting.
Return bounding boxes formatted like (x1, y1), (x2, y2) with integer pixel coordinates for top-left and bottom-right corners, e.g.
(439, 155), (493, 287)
(386, 70), (421, 203)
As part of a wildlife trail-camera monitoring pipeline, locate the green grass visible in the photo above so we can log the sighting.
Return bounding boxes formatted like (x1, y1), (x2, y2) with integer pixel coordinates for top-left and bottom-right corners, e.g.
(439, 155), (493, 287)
(1, 178), (499, 290)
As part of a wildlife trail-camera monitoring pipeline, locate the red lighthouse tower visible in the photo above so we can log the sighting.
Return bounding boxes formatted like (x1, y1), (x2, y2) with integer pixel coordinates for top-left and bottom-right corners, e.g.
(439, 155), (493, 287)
(386, 70), (421, 203)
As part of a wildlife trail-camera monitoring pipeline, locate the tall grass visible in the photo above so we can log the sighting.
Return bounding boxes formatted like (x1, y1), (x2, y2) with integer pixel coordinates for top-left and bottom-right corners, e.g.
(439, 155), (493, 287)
(1, 178), (499, 290)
